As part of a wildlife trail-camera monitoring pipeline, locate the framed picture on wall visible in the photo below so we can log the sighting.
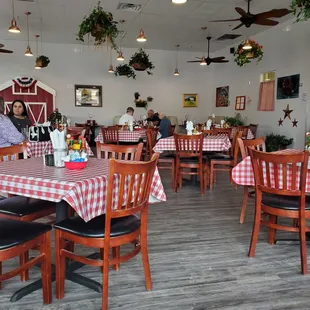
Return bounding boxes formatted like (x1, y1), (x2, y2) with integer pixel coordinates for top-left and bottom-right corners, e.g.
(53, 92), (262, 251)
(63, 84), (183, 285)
(235, 96), (246, 110)
(215, 86), (229, 107)
(183, 94), (198, 108)
(276, 74), (300, 100)
(75, 85), (102, 107)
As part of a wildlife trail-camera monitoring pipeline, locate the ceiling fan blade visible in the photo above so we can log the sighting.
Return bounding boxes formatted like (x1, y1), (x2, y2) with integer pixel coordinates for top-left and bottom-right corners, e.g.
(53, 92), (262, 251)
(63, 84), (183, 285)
(232, 23), (244, 30)
(235, 7), (247, 16)
(195, 57), (204, 59)
(187, 61), (201, 63)
(256, 8), (292, 19)
(209, 18), (240, 22)
(255, 18), (279, 26)
(0, 49), (13, 53)
(212, 59), (229, 63)
(210, 57), (226, 62)
(0, 44), (4, 48)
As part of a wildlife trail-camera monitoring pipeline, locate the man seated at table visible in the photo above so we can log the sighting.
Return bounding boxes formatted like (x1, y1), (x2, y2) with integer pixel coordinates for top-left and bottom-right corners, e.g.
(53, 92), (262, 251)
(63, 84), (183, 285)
(118, 107), (135, 125)
(158, 112), (171, 139)
(147, 109), (160, 126)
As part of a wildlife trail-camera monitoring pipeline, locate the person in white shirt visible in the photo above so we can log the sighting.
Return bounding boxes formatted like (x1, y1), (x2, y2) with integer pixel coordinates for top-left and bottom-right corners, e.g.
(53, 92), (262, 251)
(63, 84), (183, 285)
(118, 107), (135, 125)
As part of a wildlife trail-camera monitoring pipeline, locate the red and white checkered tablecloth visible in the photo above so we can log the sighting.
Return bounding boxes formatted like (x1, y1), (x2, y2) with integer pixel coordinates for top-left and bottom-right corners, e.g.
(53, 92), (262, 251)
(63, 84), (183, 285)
(153, 135), (231, 153)
(0, 157), (166, 222)
(232, 149), (310, 191)
(95, 130), (146, 143)
(26, 141), (94, 158)
(231, 127), (254, 140)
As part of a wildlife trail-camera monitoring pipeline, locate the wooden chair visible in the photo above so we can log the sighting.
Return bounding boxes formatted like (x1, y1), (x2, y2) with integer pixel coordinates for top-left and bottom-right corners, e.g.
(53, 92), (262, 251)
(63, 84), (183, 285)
(174, 133), (208, 196)
(0, 219), (52, 303)
(146, 129), (175, 187)
(249, 124), (258, 139)
(214, 128), (232, 136)
(96, 142), (143, 161)
(54, 154), (159, 310)
(0, 144), (56, 282)
(203, 130), (216, 136)
(75, 123), (91, 142)
(237, 137), (266, 224)
(168, 125), (176, 137)
(145, 128), (159, 161)
(248, 149), (310, 275)
(67, 127), (86, 139)
(235, 126), (249, 139)
(207, 130), (242, 189)
(101, 126), (119, 145)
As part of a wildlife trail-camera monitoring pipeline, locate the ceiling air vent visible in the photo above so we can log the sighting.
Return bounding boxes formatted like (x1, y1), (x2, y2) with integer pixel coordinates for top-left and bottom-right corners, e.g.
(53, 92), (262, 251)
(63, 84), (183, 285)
(17, 0), (35, 2)
(117, 3), (143, 13)
(216, 34), (241, 41)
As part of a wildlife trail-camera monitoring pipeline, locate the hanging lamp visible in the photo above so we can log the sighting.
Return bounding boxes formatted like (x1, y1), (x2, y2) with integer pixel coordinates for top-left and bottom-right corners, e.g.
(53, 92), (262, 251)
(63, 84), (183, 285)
(136, 11), (147, 42)
(8, 0), (20, 33)
(24, 12), (33, 56)
(242, 39), (252, 50)
(34, 35), (41, 69)
(174, 45), (180, 76)
(117, 20), (125, 61)
(108, 48), (114, 72)
(172, 0), (187, 4)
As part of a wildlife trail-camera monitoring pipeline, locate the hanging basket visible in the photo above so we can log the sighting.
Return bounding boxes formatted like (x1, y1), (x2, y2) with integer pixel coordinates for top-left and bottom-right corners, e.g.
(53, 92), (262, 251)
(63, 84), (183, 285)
(246, 52), (255, 59)
(132, 63), (146, 71)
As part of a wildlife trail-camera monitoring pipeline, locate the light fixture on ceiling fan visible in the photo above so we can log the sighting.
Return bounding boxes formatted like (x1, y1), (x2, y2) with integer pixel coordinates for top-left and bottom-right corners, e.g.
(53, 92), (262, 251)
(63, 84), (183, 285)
(117, 20), (125, 61)
(174, 44), (180, 76)
(172, 0), (187, 4)
(8, 0), (20, 33)
(24, 12), (33, 56)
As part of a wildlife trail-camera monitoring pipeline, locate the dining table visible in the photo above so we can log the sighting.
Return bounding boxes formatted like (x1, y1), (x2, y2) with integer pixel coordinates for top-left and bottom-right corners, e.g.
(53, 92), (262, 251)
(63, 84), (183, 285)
(95, 129), (147, 143)
(0, 157), (166, 301)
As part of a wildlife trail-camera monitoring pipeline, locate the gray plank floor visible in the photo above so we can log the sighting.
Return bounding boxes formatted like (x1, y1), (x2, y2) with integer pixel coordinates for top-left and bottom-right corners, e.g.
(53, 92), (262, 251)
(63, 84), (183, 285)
(2, 172), (310, 310)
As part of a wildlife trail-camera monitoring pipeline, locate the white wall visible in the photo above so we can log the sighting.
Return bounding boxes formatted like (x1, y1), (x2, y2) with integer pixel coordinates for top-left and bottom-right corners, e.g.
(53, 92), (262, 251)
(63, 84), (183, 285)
(211, 21), (310, 148)
(0, 41), (214, 126)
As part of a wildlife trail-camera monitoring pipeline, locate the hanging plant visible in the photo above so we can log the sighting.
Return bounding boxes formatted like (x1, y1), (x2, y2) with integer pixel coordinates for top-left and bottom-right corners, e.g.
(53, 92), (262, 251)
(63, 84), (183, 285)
(234, 39), (263, 67)
(76, 1), (119, 49)
(47, 108), (62, 125)
(114, 64), (136, 79)
(35, 55), (50, 68)
(129, 48), (155, 75)
(291, 0), (310, 21)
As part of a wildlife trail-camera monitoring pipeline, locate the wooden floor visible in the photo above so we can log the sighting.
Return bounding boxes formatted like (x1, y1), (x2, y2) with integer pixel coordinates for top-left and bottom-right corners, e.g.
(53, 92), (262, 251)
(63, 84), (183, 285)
(2, 172), (310, 310)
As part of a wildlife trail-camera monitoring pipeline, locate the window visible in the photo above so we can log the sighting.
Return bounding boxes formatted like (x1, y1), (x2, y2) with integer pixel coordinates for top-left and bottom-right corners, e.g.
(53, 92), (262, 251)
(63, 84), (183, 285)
(260, 71), (275, 83)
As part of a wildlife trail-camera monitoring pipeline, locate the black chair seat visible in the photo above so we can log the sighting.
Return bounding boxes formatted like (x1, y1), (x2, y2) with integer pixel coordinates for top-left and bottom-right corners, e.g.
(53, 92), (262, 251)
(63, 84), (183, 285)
(262, 194), (310, 211)
(0, 195), (7, 201)
(207, 153), (233, 161)
(54, 215), (140, 238)
(0, 219), (52, 250)
(179, 156), (207, 164)
(160, 152), (175, 159)
(0, 196), (56, 217)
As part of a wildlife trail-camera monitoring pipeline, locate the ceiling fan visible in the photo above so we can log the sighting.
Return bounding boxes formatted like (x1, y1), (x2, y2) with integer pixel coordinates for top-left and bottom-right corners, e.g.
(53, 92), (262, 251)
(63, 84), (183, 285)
(0, 44), (13, 54)
(187, 37), (229, 66)
(210, 0), (291, 30)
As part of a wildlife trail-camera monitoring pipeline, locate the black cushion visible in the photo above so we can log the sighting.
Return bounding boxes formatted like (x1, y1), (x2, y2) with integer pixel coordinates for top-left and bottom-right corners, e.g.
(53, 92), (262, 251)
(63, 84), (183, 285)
(0, 196), (7, 201)
(0, 219), (52, 250)
(0, 196), (56, 217)
(262, 194), (310, 211)
(179, 156), (207, 164)
(207, 153), (233, 161)
(54, 215), (140, 238)
(160, 152), (175, 159)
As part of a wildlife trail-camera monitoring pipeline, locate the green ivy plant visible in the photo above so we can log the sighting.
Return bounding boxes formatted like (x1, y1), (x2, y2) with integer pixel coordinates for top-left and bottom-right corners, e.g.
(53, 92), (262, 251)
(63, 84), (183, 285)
(234, 39), (263, 67)
(114, 64), (136, 79)
(291, 0), (310, 21)
(36, 55), (50, 68)
(76, 1), (119, 49)
(224, 113), (245, 126)
(265, 133), (293, 152)
(129, 48), (155, 75)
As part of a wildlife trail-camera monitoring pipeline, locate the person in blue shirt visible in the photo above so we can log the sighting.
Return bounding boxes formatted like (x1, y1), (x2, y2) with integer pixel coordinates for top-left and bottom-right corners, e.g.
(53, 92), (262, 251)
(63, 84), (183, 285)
(158, 112), (171, 139)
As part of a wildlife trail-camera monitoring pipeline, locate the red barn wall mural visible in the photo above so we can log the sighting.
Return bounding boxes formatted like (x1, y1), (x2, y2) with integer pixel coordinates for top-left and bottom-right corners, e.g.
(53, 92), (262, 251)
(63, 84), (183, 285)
(0, 76), (56, 124)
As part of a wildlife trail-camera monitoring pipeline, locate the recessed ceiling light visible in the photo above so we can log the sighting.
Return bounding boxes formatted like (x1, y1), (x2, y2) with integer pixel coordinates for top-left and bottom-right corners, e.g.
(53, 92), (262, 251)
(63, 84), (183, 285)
(283, 25), (291, 32)
(172, 0), (187, 4)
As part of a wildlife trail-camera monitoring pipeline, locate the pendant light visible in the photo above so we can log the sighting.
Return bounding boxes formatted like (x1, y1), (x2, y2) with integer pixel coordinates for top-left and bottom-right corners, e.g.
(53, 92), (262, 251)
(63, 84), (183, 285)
(199, 27), (207, 66)
(108, 47), (114, 73)
(172, 0), (187, 4)
(34, 35), (41, 69)
(200, 58), (207, 66)
(8, 0), (20, 33)
(174, 45), (180, 76)
(242, 39), (252, 50)
(136, 11), (147, 42)
(24, 12), (33, 56)
(117, 20), (125, 61)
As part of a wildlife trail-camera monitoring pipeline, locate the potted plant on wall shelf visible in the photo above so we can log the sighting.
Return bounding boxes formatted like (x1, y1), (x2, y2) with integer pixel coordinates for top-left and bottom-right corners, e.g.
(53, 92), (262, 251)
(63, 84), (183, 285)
(35, 55), (50, 68)
(234, 39), (263, 67)
(133, 92), (148, 109)
(76, 1), (119, 49)
(291, 0), (310, 22)
(129, 48), (155, 75)
(265, 133), (293, 152)
(224, 113), (245, 126)
(114, 64), (136, 79)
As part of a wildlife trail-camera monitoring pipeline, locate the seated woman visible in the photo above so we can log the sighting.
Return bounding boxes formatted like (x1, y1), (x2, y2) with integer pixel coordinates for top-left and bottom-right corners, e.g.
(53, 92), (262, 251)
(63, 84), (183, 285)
(8, 99), (31, 132)
(0, 97), (25, 147)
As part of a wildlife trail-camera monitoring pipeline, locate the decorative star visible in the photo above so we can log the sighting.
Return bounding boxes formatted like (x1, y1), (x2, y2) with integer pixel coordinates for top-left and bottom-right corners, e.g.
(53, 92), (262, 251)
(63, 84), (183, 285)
(278, 118), (283, 126)
(283, 104), (293, 120)
(292, 119), (298, 127)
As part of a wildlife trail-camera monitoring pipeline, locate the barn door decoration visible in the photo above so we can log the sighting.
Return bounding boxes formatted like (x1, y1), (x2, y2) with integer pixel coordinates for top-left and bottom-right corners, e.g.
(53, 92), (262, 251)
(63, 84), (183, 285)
(0, 76), (56, 124)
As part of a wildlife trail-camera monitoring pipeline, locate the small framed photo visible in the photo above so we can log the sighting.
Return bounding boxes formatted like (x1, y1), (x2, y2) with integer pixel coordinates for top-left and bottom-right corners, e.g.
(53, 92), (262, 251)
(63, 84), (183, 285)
(235, 96), (246, 110)
(75, 85), (102, 107)
(183, 94), (198, 108)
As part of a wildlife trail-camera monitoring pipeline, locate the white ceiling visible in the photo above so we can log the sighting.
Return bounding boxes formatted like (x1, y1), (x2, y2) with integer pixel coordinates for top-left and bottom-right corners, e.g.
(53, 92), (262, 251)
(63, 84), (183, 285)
(0, 0), (294, 53)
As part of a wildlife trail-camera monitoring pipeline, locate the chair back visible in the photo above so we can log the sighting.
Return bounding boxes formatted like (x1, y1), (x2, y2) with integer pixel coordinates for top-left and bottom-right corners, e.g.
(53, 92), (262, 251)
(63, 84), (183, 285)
(249, 124), (258, 138)
(106, 153), (159, 220)
(146, 128), (159, 157)
(214, 128), (232, 136)
(75, 123), (91, 138)
(249, 149), (308, 200)
(168, 125), (176, 137)
(235, 126), (249, 139)
(96, 142), (143, 161)
(238, 137), (266, 159)
(67, 127), (86, 139)
(101, 126), (119, 144)
(203, 130), (216, 136)
(173, 133), (203, 158)
(231, 130), (243, 165)
(0, 143), (27, 161)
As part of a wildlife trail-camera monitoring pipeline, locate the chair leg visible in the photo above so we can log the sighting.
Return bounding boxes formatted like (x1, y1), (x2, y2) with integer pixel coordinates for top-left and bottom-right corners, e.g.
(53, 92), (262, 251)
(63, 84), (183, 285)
(40, 231), (52, 304)
(55, 230), (66, 300)
(112, 247), (120, 271)
(171, 160), (175, 189)
(268, 215), (277, 245)
(248, 206), (262, 257)
(100, 248), (104, 273)
(102, 245), (110, 310)
(239, 186), (249, 224)
(19, 251), (29, 281)
(0, 261), (2, 289)
(174, 162), (179, 192)
(199, 168), (204, 196)
(178, 169), (182, 188)
(210, 163), (214, 189)
(299, 216), (308, 275)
